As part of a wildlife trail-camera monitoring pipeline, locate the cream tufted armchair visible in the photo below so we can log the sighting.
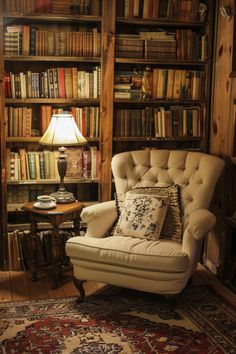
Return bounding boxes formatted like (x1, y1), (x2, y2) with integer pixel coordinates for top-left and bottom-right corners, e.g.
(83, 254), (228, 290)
(66, 150), (224, 302)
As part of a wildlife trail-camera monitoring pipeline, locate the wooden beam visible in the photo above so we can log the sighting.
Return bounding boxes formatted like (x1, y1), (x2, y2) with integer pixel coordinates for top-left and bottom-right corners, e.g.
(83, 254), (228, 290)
(0, 0), (8, 269)
(99, 0), (115, 201)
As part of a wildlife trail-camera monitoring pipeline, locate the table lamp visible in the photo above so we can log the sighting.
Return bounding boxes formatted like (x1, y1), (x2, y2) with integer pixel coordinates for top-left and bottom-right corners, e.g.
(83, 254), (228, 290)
(39, 112), (87, 203)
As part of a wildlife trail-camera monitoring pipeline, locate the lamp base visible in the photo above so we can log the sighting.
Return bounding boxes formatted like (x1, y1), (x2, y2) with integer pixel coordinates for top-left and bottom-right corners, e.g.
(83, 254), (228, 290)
(50, 190), (75, 204)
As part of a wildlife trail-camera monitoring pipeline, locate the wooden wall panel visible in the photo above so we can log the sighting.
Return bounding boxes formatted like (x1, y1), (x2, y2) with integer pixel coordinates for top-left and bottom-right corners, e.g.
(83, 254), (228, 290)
(228, 80), (236, 155)
(207, 0), (236, 279)
(210, 0), (234, 156)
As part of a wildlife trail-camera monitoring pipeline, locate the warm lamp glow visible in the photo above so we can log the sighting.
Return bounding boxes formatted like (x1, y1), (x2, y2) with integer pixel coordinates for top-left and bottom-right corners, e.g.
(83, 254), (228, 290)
(39, 112), (87, 203)
(39, 113), (87, 146)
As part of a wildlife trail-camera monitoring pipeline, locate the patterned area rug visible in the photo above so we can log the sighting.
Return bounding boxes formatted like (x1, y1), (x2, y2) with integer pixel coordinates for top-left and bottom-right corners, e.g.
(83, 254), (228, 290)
(0, 285), (236, 354)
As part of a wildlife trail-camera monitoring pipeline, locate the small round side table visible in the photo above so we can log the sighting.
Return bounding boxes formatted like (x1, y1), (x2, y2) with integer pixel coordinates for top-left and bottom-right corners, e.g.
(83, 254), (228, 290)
(22, 201), (84, 289)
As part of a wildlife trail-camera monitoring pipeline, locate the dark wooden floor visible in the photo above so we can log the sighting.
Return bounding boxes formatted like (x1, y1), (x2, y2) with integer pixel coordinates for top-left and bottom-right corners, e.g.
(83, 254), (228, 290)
(0, 264), (236, 307)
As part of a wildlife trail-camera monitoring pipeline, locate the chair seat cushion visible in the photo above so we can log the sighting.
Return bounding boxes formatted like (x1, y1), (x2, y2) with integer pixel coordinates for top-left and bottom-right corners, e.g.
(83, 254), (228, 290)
(66, 235), (189, 273)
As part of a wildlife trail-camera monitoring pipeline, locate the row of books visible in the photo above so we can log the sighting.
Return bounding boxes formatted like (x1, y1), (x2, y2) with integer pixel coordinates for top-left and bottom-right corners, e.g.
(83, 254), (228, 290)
(4, 25), (101, 57)
(116, 31), (207, 61)
(8, 229), (74, 271)
(40, 105), (100, 137)
(4, 0), (101, 16)
(7, 185), (54, 204)
(8, 230), (30, 271)
(114, 106), (203, 138)
(116, 0), (200, 22)
(7, 182), (97, 205)
(4, 66), (101, 99)
(114, 69), (205, 100)
(152, 68), (205, 100)
(5, 105), (100, 138)
(5, 106), (32, 138)
(6, 146), (100, 181)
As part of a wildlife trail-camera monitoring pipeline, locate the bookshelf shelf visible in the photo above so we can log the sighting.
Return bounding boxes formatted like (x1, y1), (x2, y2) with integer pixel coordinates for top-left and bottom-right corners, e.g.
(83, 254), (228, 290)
(5, 98), (100, 104)
(113, 99), (204, 104)
(6, 137), (100, 143)
(7, 178), (99, 185)
(113, 137), (202, 142)
(4, 14), (102, 23)
(6, 137), (41, 143)
(4, 56), (101, 63)
(116, 17), (207, 28)
(115, 58), (207, 66)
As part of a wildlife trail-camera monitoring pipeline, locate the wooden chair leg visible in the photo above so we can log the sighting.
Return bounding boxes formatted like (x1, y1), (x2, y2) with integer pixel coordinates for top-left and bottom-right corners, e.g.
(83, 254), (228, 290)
(164, 293), (182, 312)
(187, 277), (193, 285)
(73, 277), (85, 303)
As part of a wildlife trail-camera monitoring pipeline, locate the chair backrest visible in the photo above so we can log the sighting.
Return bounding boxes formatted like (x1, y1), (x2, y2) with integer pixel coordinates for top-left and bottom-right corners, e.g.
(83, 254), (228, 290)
(111, 150), (225, 221)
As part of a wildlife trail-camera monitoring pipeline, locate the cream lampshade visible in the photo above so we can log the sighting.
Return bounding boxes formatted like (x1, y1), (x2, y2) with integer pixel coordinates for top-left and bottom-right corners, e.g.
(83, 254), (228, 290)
(39, 112), (87, 203)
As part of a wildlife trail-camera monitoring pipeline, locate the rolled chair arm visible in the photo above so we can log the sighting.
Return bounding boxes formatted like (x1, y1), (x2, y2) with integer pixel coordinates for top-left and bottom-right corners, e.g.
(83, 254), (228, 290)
(181, 208), (216, 277)
(81, 200), (118, 238)
(186, 208), (216, 241)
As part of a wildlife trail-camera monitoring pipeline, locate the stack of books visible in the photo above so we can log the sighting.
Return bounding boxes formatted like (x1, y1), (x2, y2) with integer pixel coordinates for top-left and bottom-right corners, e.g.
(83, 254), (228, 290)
(115, 34), (143, 58)
(114, 70), (143, 99)
(115, 30), (207, 61)
(140, 31), (176, 60)
(4, 26), (22, 56)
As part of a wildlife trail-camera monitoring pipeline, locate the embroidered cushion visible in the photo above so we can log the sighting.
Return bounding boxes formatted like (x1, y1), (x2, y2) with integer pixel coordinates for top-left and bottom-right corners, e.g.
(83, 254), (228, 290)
(114, 185), (183, 242)
(113, 193), (169, 240)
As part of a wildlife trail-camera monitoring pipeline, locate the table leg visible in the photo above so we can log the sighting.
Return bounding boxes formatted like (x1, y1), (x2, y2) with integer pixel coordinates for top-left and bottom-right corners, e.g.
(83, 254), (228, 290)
(51, 225), (61, 289)
(29, 219), (38, 281)
(74, 217), (81, 235)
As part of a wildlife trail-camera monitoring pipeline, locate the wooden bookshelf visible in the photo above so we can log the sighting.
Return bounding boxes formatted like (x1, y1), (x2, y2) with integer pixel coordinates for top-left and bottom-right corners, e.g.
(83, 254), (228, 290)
(112, 0), (214, 158)
(0, 0), (103, 267)
(0, 0), (216, 268)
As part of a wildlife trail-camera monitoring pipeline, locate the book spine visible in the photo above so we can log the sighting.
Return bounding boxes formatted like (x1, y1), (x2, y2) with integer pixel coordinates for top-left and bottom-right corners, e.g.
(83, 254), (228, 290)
(27, 151), (36, 179)
(43, 150), (51, 179)
(82, 150), (91, 179)
(39, 151), (45, 179)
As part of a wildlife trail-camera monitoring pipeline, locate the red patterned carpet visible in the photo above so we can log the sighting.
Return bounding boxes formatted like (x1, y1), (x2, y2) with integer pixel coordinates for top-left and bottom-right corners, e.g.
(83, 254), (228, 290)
(0, 285), (236, 354)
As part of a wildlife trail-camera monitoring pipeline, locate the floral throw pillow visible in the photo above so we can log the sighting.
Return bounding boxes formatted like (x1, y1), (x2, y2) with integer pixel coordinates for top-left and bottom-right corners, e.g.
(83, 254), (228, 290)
(113, 193), (169, 240)
(115, 185), (183, 242)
